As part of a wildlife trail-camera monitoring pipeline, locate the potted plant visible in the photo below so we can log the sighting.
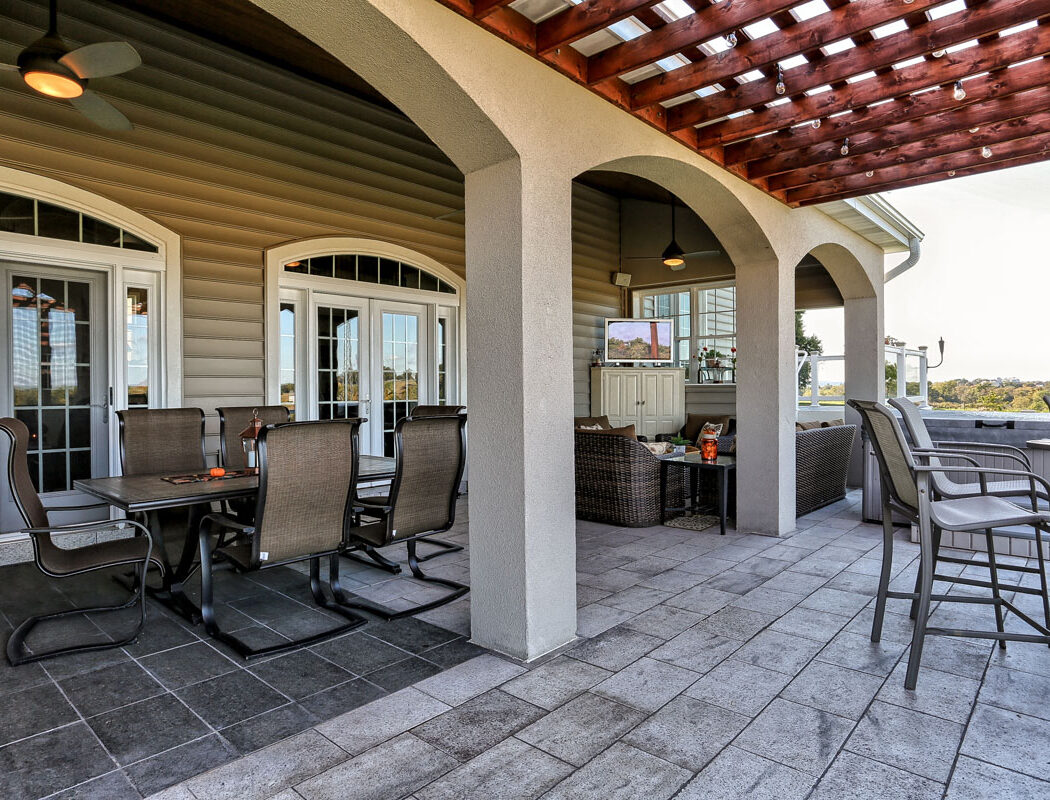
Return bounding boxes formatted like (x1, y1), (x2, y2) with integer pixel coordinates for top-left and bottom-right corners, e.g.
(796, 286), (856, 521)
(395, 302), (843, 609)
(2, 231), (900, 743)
(670, 435), (691, 455)
(703, 347), (724, 368)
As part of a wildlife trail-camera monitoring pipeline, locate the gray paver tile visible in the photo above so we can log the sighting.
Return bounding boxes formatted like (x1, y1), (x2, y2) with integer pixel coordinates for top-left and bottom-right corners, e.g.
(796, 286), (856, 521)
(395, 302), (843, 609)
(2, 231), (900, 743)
(878, 662), (981, 724)
(730, 586), (805, 616)
(733, 629), (824, 676)
(735, 699), (855, 775)
(675, 745), (815, 800)
(810, 751), (945, 800)
(782, 661), (883, 720)
(575, 603), (633, 637)
(413, 655), (526, 706)
(621, 604), (704, 639)
(412, 689), (544, 761)
(591, 656), (698, 711)
(817, 631), (907, 677)
(295, 734), (457, 800)
(515, 692), (646, 767)
(771, 606), (850, 642)
(665, 585), (738, 615)
(695, 606), (775, 641)
(622, 695), (749, 771)
(977, 664), (1050, 722)
(649, 627), (743, 672)
(567, 626), (662, 671)
(685, 658), (792, 717)
(539, 743), (690, 800)
(601, 585), (674, 613)
(500, 656), (612, 711)
(315, 687), (450, 755)
(960, 703), (1050, 781)
(946, 755), (1050, 800)
(759, 570), (828, 596)
(415, 737), (572, 800)
(846, 701), (964, 783)
(184, 731), (345, 800)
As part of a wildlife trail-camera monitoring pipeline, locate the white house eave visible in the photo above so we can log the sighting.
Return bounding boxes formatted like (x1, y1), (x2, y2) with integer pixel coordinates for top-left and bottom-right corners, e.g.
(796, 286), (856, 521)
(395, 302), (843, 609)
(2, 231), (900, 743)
(816, 194), (925, 254)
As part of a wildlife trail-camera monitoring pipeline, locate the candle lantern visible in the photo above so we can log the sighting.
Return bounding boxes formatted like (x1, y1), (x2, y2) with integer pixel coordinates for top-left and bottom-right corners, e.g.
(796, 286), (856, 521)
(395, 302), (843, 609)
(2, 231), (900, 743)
(240, 408), (264, 473)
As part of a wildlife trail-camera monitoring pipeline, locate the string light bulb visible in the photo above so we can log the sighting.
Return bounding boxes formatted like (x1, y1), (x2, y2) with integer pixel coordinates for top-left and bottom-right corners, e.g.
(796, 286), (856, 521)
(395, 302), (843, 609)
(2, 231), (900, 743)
(981, 146), (993, 158)
(952, 81), (966, 101)
(811, 119), (821, 129)
(775, 66), (786, 96)
(725, 31), (738, 48)
(840, 138), (850, 156)
(947, 170), (956, 176)
(932, 49), (946, 57)
(865, 171), (874, 178)
(969, 126), (980, 133)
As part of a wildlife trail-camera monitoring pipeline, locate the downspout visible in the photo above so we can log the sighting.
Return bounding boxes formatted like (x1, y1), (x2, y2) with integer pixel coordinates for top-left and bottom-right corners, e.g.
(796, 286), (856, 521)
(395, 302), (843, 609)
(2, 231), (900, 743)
(884, 235), (921, 281)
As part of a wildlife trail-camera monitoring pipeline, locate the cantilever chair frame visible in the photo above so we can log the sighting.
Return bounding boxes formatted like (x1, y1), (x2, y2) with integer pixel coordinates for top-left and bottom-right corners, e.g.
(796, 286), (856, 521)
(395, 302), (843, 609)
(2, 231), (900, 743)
(1, 419), (162, 666)
(849, 399), (1050, 689)
(406, 405), (466, 563)
(338, 414), (469, 620)
(197, 419), (368, 659)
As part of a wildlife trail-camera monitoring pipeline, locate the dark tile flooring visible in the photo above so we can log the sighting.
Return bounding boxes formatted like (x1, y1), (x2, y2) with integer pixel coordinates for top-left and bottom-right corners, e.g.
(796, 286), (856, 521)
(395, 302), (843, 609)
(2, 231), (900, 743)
(0, 539), (481, 800)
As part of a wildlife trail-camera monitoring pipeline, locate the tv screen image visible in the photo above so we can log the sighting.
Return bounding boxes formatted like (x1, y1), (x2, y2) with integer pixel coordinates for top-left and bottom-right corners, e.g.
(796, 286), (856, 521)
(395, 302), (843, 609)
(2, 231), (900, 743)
(606, 319), (673, 362)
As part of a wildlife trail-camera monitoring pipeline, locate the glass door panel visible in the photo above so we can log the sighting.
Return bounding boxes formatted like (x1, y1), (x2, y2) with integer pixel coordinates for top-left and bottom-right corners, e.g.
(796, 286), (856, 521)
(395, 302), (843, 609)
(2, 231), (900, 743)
(317, 305), (362, 421)
(375, 304), (428, 457)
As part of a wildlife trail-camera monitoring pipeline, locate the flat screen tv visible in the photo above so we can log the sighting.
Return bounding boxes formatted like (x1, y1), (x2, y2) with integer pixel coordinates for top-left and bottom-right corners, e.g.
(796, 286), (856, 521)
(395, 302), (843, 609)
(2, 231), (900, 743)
(605, 318), (673, 363)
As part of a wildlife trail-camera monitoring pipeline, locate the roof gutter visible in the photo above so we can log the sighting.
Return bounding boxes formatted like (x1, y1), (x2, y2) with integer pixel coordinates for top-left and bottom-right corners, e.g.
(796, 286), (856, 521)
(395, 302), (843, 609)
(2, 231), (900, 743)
(885, 234), (922, 282)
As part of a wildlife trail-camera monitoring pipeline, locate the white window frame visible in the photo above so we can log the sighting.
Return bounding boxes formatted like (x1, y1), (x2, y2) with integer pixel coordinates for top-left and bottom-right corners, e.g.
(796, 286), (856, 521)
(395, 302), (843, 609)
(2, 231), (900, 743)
(634, 280), (737, 382)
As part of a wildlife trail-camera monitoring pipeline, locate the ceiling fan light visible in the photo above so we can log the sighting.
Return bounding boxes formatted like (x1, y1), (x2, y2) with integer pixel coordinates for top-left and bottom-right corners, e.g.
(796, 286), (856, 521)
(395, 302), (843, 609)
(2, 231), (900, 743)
(661, 240), (685, 267)
(23, 68), (83, 98)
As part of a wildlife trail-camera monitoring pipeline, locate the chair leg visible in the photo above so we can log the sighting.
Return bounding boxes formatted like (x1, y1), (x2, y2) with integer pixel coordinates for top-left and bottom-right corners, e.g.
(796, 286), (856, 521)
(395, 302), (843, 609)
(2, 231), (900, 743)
(984, 529), (1008, 650)
(6, 557), (152, 667)
(343, 545), (403, 574)
(1034, 527), (1050, 648)
(872, 503), (895, 643)
(333, 540), (469, 620)
(413, 536), (464, 563)
(911, 524), (941, 620)
(905, 518), (936, 690)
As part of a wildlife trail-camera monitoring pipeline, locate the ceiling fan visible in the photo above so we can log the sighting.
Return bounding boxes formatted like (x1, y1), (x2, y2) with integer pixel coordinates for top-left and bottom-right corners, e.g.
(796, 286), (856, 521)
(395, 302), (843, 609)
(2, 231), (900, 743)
(0, 0), (141, 130)
(624, 195), (721, 272)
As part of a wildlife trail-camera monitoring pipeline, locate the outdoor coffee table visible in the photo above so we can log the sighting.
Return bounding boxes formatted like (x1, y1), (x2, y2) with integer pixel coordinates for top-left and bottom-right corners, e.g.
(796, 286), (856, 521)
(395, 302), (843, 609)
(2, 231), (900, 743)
(659, 453), (736, 536)
(74, 454), (396, 621)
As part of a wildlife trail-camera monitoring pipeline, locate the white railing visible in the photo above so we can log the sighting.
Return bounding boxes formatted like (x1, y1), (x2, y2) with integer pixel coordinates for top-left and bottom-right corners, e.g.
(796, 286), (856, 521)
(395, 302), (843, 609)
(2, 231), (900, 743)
(797, 345), (928, 408)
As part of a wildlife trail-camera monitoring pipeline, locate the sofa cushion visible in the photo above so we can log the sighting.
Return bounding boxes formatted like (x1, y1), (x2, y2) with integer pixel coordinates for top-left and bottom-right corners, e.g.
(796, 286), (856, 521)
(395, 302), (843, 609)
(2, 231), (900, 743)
(821, 419), (845, 427)
(575, 415), (611, 429)
(684, 413), (731, 443)
(577, 423), (637, 441)
(795, 420), (824, 431)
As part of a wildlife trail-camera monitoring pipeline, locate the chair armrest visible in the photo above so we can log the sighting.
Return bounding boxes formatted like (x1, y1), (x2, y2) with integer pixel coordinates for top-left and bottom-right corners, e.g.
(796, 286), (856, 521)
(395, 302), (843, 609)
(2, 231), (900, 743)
(934, 440), (1031, 469)
(913, 450), (981, 468)
(913, 464), (1050, 498)
(43, 501), (110, 513)
(918, 447), (1029, 470)
(20, 518), (150, 538)
(199, 512), (255, 536)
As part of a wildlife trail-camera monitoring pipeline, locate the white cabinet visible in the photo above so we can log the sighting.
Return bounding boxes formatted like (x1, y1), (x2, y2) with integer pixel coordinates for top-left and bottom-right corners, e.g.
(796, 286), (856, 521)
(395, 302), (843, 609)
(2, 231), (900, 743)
(590, 367), (686, 439)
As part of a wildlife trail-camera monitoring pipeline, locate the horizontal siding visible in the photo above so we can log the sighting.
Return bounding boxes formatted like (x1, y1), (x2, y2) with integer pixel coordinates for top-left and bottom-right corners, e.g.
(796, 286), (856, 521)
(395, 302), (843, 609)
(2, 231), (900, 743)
(572, 184), (621, 416)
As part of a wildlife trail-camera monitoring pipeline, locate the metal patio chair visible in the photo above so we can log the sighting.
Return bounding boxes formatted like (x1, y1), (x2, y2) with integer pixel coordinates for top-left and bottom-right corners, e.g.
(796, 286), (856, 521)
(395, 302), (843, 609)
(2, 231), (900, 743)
(848, 399), (1050, 689)
(1, 418), (162, 666)
(888, 398), (1045, 506)
(406, 405), (466, 562)
(410, 405), (465, 417)
(197, 419), (368, 658)
(338, 414), (469, 619)
(217, 406), (291, 523)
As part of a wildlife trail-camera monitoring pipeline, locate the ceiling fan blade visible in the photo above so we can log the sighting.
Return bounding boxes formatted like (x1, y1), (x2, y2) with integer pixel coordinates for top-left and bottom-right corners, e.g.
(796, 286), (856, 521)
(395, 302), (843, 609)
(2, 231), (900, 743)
(681, 250), (723, 258)
(0, 63), (20, 72)
(69, 90), (132, 130)
(59, 41), (140, 79)
(669, 262), (688, 272)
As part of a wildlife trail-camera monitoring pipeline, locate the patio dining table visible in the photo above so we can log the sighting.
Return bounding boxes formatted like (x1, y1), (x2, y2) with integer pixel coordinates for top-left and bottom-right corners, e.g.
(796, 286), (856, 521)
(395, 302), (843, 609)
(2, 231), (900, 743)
(74, 454), (397, 621)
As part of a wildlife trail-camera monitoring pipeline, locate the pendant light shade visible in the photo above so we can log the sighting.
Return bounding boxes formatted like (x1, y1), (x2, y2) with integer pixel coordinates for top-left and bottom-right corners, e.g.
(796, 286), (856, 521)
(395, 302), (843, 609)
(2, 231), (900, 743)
(662, 196), (686, 269)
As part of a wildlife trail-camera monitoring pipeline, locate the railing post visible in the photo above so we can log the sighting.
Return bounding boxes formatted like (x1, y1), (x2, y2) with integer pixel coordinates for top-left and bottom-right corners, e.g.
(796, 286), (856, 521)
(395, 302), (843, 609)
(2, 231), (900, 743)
(810, 356), (820, 407)
(896, 349), (907, 399)
(918, 350), (929, 406)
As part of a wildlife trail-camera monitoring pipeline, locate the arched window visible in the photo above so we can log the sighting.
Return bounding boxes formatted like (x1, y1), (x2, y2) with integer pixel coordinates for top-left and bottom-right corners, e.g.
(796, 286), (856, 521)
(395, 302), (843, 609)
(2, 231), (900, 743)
(282, 254), (456, 295)
(0, 190), (159, 252)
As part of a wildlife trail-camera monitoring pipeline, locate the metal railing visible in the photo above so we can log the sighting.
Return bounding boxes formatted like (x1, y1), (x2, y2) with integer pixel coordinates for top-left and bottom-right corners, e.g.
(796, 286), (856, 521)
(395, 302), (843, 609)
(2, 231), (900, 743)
(797, 345), (928, 408)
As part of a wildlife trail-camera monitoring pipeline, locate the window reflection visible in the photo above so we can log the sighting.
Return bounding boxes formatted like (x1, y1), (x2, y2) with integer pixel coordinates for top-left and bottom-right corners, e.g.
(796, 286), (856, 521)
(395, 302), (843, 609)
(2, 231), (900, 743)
(126, 287), (149, 407)
(279, 302), (296, 419)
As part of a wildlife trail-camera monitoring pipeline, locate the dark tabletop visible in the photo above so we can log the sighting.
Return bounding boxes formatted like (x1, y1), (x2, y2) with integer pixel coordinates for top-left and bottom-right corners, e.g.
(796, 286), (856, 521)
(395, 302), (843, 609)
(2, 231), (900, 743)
(661, 453), (737, 469)
(75, 454), (397, 512)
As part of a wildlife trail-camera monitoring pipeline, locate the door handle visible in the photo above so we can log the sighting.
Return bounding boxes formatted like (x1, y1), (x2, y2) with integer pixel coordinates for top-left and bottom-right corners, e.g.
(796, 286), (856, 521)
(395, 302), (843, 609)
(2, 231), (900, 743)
(91, 387), (112, 424)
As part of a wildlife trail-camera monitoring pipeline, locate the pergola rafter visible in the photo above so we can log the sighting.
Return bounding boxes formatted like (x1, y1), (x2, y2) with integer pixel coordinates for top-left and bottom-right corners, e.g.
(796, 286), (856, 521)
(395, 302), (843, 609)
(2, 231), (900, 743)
(434, 0), (1050, 204)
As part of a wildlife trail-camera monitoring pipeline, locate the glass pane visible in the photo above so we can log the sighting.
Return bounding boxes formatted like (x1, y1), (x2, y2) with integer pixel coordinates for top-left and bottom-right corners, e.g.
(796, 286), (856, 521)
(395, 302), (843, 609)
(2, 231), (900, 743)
(0, 192), (34, 235)
(381, 312), (419, 456)
(357, 256), (378, 284)
(437, 317), (447, 403)
(12, 275), (40, 407)
(310, 255), (334, 278)
(37, 201), (79, 241)
(419, 270), (438, 293)
(284, 259), (307, 274)
(379, 258), (399, 287)
(318, 306), (358, 422)
(334, 254), (356, 281)
(121, 230), (158, 252)
(279, 302), (296, 418)
(82, 216), (120, 247)
(400, 264), (419, 289)
(42, 452), (67, 493)
(126, 287), (149, 407)
(41, 409), (67, 450)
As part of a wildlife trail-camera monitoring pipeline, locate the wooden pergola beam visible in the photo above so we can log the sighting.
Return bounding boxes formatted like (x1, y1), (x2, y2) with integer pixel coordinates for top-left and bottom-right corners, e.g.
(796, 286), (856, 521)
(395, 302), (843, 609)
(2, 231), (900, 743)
(796, 149), (1050, 205)
(693, 20), (1050, 149)
(627, 0), (942, 108)
(536, 0), (662, 55)
(472, 0), (514, 19)
(586, 0), (799, 85)
(785, 131), (1050, 203)
(665, 0), (1048, 129)
(769, 107), (1050, 189)
(723, 55), (1050, 165)
(751, 86), (1050, 180)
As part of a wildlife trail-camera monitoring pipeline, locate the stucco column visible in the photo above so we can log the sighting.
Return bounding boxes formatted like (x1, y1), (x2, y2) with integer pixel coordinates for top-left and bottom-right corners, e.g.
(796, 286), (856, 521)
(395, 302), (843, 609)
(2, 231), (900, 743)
(735, 257), (796, 535)
(464, 157), (577, 661)
(844, 293), (885, 484)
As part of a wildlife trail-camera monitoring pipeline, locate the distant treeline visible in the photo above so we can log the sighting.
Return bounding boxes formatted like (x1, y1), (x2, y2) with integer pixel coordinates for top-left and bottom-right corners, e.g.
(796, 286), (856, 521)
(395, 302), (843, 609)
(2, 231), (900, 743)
(929, 379), (1050, 413)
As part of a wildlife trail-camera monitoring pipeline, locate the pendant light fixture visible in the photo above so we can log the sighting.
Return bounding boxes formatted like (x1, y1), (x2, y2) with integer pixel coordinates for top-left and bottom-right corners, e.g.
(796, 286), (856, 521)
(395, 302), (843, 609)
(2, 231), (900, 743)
(725, 31), (738, 48)
(840, 138), (850, 156)
(775, 66), (786, 96)
(661, 195), (686, 270)
(952, 81), (967, 101)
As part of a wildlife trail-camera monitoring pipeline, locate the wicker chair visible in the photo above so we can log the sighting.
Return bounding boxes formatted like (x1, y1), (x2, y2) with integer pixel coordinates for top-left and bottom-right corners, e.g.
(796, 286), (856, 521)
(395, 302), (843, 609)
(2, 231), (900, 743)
(1, 418), (162, 666)
(338, 415), (469, 619)
(217, 406), (291, 523)
(848, 399), (1050, 689)
(574, 431), (686, 528)
(197, 419), (368, 658)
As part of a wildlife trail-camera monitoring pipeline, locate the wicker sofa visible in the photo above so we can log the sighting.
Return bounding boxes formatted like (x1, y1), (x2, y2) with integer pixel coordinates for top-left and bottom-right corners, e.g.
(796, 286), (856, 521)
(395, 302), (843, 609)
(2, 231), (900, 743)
(574, 430), (686, 528)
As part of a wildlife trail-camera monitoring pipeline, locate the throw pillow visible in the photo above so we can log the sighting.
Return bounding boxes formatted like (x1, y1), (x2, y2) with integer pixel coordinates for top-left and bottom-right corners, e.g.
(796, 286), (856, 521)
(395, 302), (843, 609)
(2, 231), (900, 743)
(683, 413), (731, 443)
(644, 441), (672, 455)
(578, 424), (603, 430)
(578, 424), (637, 440)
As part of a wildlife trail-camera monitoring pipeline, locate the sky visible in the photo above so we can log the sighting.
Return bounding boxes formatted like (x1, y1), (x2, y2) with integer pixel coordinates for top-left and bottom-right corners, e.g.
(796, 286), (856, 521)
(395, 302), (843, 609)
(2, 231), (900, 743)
(804, 160), (1050, 382)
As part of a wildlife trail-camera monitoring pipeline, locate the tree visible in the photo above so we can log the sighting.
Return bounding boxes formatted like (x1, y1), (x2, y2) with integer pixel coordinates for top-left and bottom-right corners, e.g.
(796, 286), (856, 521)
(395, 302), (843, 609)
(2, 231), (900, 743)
(795, 311), (823, 392)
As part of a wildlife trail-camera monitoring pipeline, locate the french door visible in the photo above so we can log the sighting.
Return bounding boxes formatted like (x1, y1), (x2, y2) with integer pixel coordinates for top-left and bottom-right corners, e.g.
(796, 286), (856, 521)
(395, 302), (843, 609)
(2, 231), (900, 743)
(292, 292), (430, 456)
(1, 263), (108, 529)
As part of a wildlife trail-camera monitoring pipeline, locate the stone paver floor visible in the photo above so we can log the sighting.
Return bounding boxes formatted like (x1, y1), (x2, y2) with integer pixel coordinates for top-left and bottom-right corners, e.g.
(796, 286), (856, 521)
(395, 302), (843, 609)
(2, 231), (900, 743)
(11, 491), (1050, 800)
